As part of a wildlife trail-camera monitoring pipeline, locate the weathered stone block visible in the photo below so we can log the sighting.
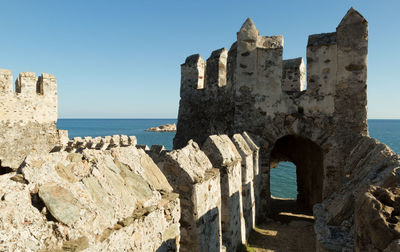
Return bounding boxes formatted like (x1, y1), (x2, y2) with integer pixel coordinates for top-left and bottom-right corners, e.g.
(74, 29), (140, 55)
(120, 134), (129, 146)
(202, 135), (245, 251)
(0, 122), (65, 170)
(282, 57), (305, 92)
(157, 140), (222, 251)
(206, 48), (228, 90)
(38, 182), (82, 226)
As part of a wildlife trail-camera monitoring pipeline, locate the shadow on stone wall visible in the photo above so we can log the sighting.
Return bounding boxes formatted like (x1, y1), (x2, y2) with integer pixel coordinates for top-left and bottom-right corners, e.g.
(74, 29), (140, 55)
(155, 238), (178, 252)
(242, 181), (255, 238)
(153, 140), (222, 251)
(221, 191), (243, 250)
(196, 207), (221, 251)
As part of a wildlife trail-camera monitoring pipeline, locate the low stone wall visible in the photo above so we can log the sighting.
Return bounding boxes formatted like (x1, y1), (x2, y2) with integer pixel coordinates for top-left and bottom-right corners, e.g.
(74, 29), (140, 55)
(0, 145), (180, 251)
(55, 135), (137, 152)
(149, 133), (261, 251)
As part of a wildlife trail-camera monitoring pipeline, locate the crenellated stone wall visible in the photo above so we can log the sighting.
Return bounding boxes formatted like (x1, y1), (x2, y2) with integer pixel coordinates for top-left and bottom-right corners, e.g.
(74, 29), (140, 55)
(149, 133), (262, 251)
(0, 70), (65, 170)
(54, 134), (138, 152)
(174, 49), (235, 150)
(174, 8), (369, 214)
(172, 7), (400, 251)
(0, 70), (57, 123)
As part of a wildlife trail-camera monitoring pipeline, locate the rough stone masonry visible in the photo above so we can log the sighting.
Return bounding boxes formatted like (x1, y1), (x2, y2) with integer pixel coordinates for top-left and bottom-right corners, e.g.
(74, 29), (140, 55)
(0, 66), (261, 250)
(0, 7), (399, 252)
(174, 8), (369, 213)
(0, 70), (67, 170)
(174, 7), (400, 252)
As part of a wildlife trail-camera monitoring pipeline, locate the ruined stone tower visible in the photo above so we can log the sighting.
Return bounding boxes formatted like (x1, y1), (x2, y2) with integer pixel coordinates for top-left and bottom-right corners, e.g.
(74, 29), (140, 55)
(174, 8), (369, 213)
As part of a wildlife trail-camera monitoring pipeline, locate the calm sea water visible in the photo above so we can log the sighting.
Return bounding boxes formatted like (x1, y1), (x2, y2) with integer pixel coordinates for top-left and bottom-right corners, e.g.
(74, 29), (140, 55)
(57, 119), (400, 198)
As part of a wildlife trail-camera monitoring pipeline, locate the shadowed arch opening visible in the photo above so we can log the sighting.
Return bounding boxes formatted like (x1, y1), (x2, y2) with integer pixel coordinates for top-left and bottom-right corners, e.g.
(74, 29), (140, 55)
(270, 135), (323, 210)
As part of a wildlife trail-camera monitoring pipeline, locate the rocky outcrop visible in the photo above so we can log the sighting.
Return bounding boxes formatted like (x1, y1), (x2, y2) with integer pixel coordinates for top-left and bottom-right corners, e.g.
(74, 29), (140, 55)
(0, 145), (180, 251)
(313, 136), (400, 251)
(145, 124), (176, 132)
(355, 186), (400, 251)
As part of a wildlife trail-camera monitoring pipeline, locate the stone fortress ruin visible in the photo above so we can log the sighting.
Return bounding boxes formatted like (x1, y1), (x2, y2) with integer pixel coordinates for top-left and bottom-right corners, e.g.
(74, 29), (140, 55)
(0, 7), (399, 252)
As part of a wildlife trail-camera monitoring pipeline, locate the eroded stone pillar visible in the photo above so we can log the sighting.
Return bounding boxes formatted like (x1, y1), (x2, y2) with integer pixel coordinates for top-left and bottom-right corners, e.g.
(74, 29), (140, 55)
(205, 48), (233, 136)
(174, 54), (207, 149)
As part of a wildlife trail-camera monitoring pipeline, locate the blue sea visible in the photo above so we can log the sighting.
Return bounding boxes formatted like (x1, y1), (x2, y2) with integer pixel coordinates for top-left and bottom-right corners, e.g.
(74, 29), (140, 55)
(57, 119), (400, 199)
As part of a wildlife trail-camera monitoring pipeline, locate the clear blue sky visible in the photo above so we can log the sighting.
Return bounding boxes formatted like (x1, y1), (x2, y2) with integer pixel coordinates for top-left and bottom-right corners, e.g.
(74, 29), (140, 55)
(0, 1), (399, 119)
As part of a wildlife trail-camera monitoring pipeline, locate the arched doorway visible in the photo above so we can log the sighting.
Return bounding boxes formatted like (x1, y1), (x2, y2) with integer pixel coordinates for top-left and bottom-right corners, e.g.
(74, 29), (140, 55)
(269, 135), (324, 210)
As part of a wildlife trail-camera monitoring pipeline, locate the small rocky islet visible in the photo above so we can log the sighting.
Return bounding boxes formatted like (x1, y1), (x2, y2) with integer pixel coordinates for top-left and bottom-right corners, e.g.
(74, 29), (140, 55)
(145, 123), (176, 132)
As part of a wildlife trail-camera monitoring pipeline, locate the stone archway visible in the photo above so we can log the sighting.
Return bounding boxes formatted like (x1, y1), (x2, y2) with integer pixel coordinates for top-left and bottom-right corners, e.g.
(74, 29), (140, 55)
(270, 135), (324, 209)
